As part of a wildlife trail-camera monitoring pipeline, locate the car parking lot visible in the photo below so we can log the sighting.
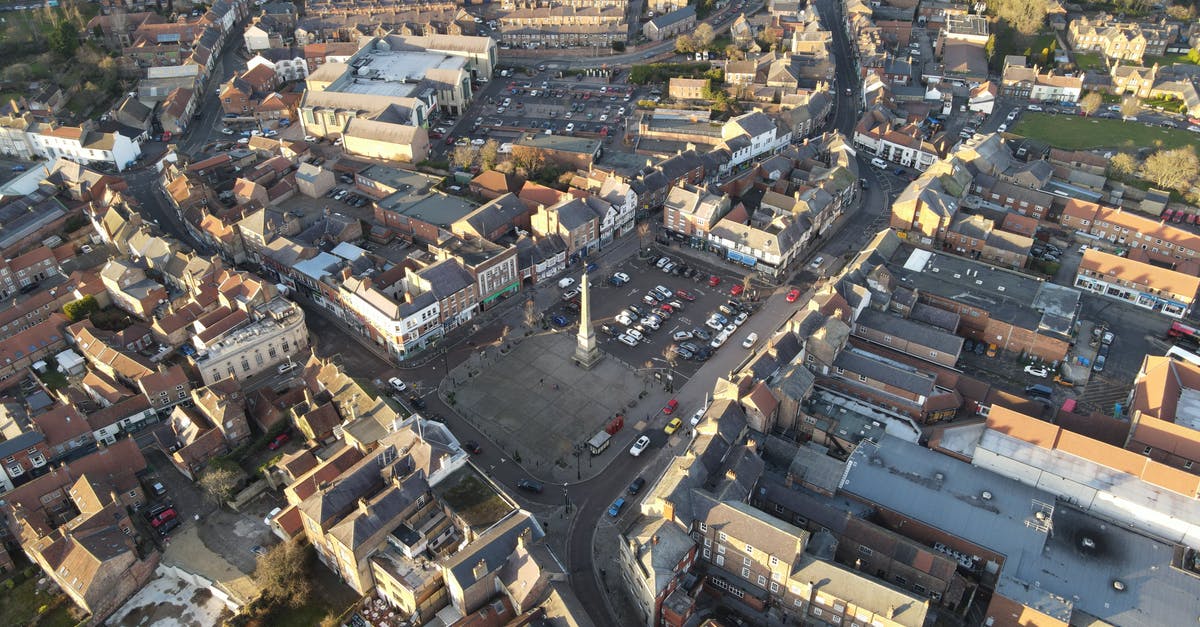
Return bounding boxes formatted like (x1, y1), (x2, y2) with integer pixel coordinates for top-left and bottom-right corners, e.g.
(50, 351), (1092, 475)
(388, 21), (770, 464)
(544, 253), (759, 386)
(436, 72), (654, 153)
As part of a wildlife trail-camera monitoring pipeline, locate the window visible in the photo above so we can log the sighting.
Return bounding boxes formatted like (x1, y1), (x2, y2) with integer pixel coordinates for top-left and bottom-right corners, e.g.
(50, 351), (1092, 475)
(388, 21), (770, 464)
(699, 522), (707, 533)
(717, 544), (725, 555)
(1145, 446), (1153, 454)
(745, 544), (753, 555)
(769, 555), (779, 566)
(741, 567), (750, 578)
(794, 599), (804, 607)
(1186, 461), (1194, 470)
(703, 548), (711, 559)
(835, 367), (844, 375)
(757, 575), (766, 586)
(718, 531), (727, 542)
(704, 538), (712, 547)
(857, 545), (873, 557)
(770, 581), (780, 593)
(894, 575), (908, 585)
(858, 375), (867, 382)
(743, 556), (751, 566)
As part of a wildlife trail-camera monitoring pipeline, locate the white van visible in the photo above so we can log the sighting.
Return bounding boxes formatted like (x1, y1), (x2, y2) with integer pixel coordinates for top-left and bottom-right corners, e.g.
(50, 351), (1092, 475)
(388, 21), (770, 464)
(558, 277), (576, 289)
(870, 157), (888, 169)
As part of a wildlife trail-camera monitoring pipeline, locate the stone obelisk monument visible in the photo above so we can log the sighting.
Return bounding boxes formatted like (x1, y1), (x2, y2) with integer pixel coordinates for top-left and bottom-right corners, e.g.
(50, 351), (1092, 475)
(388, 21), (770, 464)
(574, 272), (603, 369)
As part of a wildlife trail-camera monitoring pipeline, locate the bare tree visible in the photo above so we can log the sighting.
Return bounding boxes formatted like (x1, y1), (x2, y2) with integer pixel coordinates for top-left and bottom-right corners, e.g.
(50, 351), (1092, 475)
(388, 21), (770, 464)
(1079, 92), (1103, 117)
(1120, 95), (1141, 118)
(1108, 152), (1139, 178)
(523, 297), (540, 328)
(479, 139), (500, 170)
(1143, 146), (1200, 192)
(198, 463), (244, 504)
(662, 343), (677, 367)
(451, 145), (476, 170)
(694, 23), (716, 50)
(255, 539), (313, 607)
(637, 222), (652, 248)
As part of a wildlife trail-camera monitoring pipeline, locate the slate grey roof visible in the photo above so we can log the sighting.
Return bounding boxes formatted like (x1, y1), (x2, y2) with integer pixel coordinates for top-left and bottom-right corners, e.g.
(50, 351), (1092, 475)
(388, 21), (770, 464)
(648, 5), (696, 29)
(702, 500), (806, 560)
(444, 510), (544, 592)
(417, 259), (473, 300)
(328, 471), (429, 550)
(462, 193), (526, 236)
(553, 197), (599, 230)
(854, 309), (963, 356)
(658, 150), (703, 182)
(832, 349), (936, 396)
(730, 111), (776, 138)
(0, 431), (44, 459)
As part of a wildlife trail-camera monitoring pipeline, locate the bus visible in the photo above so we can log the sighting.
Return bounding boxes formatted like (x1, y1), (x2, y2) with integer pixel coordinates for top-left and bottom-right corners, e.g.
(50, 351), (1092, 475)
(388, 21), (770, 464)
(1167, 321), (1200, 349)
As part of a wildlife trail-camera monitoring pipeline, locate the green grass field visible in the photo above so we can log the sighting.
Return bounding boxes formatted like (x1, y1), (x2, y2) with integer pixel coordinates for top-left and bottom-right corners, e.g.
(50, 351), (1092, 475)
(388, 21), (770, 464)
(1011, 113), (1200, 151)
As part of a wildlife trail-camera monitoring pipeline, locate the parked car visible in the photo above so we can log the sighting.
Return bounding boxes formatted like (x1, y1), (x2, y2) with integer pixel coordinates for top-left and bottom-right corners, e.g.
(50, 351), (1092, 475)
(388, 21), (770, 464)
(389, 377), (407, 392)
(1024, 365), (1049, 378)
(628, 477), (646, 494)
(708, 275), (722, 287)
(662, 399), (679, 414)
(617, 333), (639, 347)
(517, 479), (544, 493)
(676, 289), (696, 301)
(786, 288), (801, 302)
(730, 284), (745, 296)
(742, 332), (759, 348)
(267, 432), (290, 450)
(672, 330), (694, 342)
(607, 497), (626, 517)
(463, 441), (482, 454)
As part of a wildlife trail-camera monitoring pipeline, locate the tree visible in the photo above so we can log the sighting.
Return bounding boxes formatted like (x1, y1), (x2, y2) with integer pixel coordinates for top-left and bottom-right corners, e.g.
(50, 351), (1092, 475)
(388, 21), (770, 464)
(198, 463), (244, 504)
(675, 34), (696, 54)
(1108, 152), (1139, 178)
(450, 144), (476, 171)
(637, 222), (652, 248)
(479, 139), (500, 170)
(984, 35), (996, 61)
(493, 160), (516, 175)
(1079, 92), (1103, 117)
(523, 297), (540, 328)
(511, 145), (546, 173)
(694, 23), (716, 50)
(991, 0), (1051, 35)
(724, 45), (745, 61)
(1143, 146), (1200, 192)
(45, 20), (79, 58)
(662, 344), (677, 367)
(63, 295), (99, 322)
(1120, 95), (1140, 118)
(254, 539), (313, 607)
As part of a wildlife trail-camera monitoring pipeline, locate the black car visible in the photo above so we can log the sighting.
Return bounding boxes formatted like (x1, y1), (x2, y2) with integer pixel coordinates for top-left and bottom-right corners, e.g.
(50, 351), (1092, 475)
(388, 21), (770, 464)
(158, 517), (180, 535)
(517, 479), (544, 493)
(599, 324), (617, 336)
(628, 477), (647, 494)
(463, 441), (482, 454)
(408, 395), (427, 410)
(964, 338), (976, 353)
(679, 342), (700, 354)
(683, 267), (697, 278)
(973, 341), (986, 355)
(692, 328), (712, 341)
(694, 347), (713, 361)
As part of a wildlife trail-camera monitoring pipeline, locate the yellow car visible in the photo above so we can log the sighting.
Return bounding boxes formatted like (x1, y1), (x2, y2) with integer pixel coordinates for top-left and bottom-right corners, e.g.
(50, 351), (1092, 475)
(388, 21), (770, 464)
(664, 418), (683, 435)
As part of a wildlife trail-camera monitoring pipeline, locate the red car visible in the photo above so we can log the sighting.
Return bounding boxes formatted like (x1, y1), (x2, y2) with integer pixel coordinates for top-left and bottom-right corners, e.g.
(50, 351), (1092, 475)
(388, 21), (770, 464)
(663, 399), (679, 414)
(150, 508), (177, 528)
(730, 284), (744, 296)
(786, 288), (801, 302)
(675, 289), (695, 301)
(267, 433), (290, 450)
(708, 275), (721, 287)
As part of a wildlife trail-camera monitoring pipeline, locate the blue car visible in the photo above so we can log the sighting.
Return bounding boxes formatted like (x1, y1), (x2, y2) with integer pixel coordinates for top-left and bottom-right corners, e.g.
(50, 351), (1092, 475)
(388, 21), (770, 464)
(586, 262), (598, 273)
(551, 315), (569, 327)
(607, 497), (626, 517)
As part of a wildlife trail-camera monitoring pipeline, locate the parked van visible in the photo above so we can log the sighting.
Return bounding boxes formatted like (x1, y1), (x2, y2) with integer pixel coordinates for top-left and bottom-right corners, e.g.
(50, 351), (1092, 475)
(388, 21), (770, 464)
(1024, 384), (1053, 399)
(558, 276), (576, 289)
(870, 157), (887, 169)
(587, 430), (611, 455)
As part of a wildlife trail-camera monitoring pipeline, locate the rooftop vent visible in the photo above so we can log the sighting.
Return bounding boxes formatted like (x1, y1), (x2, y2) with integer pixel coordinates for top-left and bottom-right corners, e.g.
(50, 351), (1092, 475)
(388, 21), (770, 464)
(981, 490), (992, 500)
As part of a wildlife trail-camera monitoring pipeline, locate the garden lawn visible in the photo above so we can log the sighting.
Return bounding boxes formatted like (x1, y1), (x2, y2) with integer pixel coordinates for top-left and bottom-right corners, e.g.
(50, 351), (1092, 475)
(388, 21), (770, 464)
(1073, 52), (1105, 70)
(0, 574), (75, 627)
(1011, 113), (1200, 151)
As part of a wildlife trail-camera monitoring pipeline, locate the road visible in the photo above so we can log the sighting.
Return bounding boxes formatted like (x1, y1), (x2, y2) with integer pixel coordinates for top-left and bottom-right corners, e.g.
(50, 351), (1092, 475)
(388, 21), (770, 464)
(179, 28), (248, 157)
